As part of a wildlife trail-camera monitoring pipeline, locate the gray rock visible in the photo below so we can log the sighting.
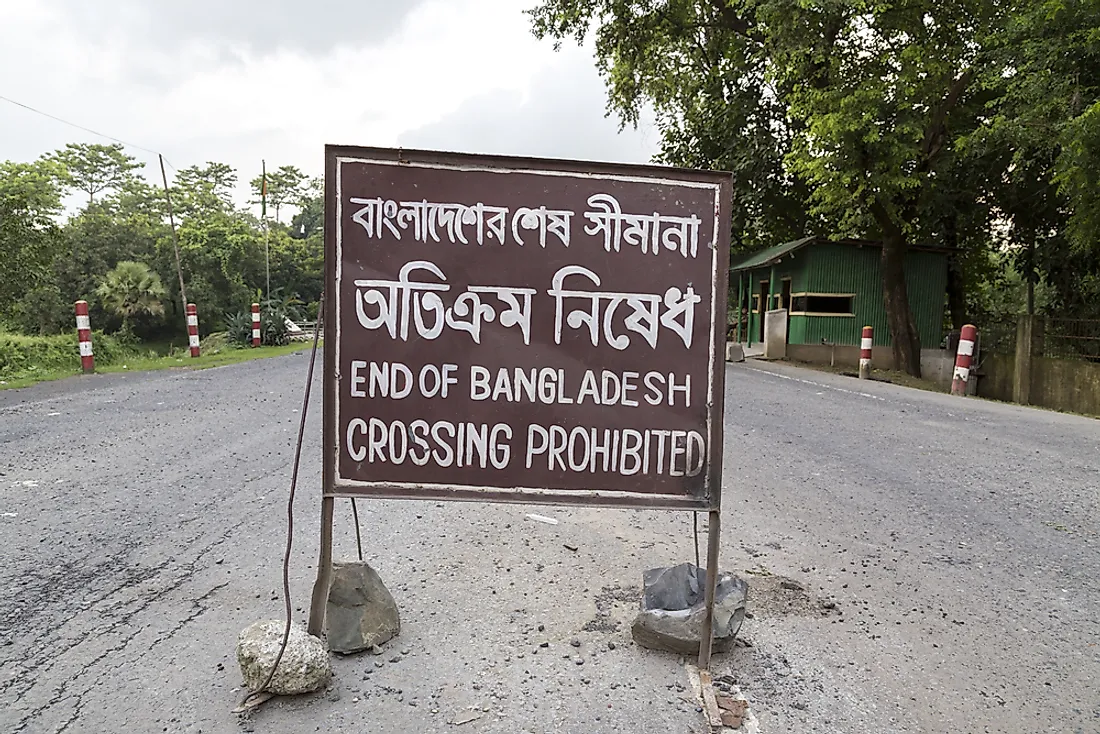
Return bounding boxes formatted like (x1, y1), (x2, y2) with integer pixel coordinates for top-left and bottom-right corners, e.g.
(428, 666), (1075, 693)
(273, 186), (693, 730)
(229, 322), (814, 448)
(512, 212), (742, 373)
(236, 620), (332, 695)
(631, 563), (748, 656)
(326, 561), (400, 654)
(726, 342), (745, 362)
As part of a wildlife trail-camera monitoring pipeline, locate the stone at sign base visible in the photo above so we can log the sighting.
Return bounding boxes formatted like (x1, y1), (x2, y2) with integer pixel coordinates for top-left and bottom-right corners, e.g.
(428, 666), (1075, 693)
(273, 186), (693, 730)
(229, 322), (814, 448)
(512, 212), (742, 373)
(326, 560), (401, 654)
(237, 620), (332, 695)
(630, 563), (748, 656)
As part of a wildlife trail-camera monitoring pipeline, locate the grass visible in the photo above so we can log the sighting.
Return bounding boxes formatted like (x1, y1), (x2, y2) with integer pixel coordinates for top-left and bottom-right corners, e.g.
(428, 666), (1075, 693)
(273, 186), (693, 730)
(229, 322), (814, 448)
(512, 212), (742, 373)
(0, 341), (316, 391)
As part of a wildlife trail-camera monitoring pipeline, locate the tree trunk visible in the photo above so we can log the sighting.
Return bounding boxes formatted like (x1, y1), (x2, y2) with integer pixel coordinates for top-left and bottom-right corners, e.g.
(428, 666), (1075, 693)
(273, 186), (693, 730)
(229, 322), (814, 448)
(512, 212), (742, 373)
(881, 237), (922, 376)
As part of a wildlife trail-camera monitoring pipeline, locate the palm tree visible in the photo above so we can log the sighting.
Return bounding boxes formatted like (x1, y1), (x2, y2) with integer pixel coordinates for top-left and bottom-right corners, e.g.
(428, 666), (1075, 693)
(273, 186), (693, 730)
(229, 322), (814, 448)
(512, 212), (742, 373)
(96, 261), (166, 333)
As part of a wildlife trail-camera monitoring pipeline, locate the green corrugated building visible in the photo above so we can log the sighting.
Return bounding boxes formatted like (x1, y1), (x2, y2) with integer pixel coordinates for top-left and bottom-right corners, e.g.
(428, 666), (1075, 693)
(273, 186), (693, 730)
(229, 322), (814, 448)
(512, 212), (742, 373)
(729, 236), (949, 349)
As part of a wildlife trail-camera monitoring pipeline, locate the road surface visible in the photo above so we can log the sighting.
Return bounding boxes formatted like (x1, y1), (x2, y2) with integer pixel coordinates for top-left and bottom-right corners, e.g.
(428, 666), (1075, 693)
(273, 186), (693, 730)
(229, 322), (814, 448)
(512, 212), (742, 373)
(1, 356), (1097, 733)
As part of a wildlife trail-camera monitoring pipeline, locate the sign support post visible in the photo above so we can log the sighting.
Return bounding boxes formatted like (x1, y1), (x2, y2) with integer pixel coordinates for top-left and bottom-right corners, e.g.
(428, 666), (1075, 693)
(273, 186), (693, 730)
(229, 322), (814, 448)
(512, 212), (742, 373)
(310, 145), (731, 666)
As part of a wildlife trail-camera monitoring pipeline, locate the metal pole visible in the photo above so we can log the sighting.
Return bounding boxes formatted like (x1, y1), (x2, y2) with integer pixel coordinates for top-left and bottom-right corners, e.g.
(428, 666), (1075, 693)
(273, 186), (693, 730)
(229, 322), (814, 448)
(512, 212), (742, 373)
(697, 509), (722, 671)
(158, 154), (188, 318)
(308, 292), (333, 639)
(307, 496), (335, 638)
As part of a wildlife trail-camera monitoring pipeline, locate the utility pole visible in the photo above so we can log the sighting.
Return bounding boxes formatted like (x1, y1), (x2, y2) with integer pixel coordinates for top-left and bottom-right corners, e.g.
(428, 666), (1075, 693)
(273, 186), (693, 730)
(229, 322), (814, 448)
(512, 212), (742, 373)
(263, 159), (270, 299)
(159, 154), (188, 318)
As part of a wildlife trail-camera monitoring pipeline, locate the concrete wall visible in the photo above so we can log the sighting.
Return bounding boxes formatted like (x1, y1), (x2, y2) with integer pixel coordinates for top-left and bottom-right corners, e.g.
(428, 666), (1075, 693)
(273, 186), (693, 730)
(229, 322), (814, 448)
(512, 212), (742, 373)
(978, 353), (1015, 403)
(764, 309), (788, 359)
(1029, 357), (1100, 415)
(978, 352), (1100, 416)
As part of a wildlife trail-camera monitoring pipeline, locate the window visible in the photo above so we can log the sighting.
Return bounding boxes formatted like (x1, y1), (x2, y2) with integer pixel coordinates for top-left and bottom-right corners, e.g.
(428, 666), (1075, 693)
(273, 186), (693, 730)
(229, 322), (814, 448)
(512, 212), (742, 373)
(790, 294), (855, 316)
(751, 294), (762, 313)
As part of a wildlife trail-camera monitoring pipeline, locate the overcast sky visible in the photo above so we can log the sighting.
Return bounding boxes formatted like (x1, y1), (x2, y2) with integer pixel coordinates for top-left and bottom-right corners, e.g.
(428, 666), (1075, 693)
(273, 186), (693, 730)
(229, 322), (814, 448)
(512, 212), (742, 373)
(0, 0), (658, 210)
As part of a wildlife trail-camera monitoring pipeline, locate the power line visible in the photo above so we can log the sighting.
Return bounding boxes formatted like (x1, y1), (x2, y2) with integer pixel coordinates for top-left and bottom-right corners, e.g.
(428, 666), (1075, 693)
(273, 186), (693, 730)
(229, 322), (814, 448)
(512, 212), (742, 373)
(0, 93), (176, 169)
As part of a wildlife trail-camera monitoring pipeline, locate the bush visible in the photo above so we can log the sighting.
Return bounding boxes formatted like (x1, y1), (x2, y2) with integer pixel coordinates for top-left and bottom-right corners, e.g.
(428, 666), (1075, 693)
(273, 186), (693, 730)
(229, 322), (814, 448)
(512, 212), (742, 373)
(225, 311), (254, 347)
(0, 330), (131, 380)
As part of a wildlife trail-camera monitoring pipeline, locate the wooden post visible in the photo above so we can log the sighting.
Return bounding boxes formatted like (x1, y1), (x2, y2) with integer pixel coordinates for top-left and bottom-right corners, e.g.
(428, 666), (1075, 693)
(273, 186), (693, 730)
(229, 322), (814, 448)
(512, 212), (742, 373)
(158, 155), (188, 319)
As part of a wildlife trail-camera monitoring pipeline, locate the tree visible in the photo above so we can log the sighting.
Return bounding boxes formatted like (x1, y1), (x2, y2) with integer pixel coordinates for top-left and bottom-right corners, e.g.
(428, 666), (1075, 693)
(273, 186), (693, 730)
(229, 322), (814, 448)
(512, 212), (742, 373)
(95, 261), (167, 333)
(290, 177), (323, 239)
(969, 0), (1100, 318)
(529, 0), (1005, 376)
(51, 143), (143, 205)
(250, 165), (307, 223)
(0, 158), (65, 322)
(174, 162), (238, 217)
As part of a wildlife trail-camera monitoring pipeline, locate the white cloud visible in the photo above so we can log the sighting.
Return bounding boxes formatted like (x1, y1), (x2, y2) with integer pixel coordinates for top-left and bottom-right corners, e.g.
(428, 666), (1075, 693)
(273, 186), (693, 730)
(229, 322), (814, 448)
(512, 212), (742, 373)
(0, 0), (657, 211)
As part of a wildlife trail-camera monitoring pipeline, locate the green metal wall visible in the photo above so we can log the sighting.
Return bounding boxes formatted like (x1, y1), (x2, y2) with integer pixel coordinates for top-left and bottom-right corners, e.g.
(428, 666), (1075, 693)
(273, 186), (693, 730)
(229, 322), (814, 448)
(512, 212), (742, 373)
(736, 243), (947, 347)
(733, 251), (810, 345)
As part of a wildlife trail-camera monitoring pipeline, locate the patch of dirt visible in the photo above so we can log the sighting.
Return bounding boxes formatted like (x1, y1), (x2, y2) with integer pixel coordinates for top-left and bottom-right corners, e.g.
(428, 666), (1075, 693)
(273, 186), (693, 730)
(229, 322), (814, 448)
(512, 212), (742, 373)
(582, 584), (638, 632)
(746, 575), (839, 619)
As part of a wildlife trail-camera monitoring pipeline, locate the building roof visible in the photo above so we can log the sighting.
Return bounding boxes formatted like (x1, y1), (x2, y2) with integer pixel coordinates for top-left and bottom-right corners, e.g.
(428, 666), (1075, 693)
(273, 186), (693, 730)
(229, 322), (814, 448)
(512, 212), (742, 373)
(729, 236), (949, 272)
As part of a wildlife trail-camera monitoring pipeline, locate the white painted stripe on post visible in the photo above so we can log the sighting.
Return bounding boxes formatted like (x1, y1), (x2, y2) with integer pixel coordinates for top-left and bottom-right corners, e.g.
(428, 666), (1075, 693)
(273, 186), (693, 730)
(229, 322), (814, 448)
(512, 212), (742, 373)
(953, 365), (970, 381)
(187, 315), (198, 327)
(252, 313), (261, 323)
(79, 342), (93, 357)
(957, 340), (975, 357)
(859, 358), (871, 367)
(252, 328), (261, 337)
(189, 334), (200, 348)
(860, 338), (873, 350)
(76, 315), (90, 330)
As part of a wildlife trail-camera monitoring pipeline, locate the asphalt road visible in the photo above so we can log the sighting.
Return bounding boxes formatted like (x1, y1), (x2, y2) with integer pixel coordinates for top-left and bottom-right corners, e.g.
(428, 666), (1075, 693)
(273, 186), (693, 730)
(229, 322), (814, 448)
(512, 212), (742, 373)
(1, 356), (1097, 733)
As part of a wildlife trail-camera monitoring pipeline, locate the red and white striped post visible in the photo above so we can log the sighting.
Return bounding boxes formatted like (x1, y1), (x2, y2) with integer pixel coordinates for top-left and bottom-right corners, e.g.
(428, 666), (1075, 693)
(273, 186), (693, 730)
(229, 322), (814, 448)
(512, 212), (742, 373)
(186, 303), (201, 358)
(74, 300), (94, 374)
(951, 324), (978, 396)
(859, 325), (873, 379)
(251, 303), (261, 347)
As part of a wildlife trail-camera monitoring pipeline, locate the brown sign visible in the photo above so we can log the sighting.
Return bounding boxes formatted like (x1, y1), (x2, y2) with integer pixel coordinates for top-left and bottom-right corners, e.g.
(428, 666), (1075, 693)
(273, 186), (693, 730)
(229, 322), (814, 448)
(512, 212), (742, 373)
(323, 146), (730, 509)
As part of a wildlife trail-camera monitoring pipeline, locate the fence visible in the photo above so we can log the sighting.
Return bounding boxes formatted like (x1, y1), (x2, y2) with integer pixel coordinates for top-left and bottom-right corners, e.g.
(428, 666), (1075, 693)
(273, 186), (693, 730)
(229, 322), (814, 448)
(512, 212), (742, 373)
(974, 314), (1100, 416)
(1044, 318), (1100, 362)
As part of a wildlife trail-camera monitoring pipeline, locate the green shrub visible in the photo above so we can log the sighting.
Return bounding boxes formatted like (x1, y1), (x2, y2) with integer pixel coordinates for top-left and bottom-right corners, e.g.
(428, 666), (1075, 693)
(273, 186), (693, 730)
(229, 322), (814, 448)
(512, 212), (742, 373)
(225, 311), (254, 347)
(0, 330), (132, 380)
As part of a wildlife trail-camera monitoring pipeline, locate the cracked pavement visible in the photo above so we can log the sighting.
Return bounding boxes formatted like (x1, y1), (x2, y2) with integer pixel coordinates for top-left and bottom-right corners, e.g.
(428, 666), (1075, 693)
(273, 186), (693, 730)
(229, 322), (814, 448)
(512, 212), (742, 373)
(1, 355), (1098, 733)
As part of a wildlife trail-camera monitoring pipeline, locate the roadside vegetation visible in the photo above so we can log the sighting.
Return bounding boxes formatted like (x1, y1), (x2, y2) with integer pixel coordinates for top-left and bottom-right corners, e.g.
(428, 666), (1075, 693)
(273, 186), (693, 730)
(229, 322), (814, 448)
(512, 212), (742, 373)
(1, 143), (320, 388)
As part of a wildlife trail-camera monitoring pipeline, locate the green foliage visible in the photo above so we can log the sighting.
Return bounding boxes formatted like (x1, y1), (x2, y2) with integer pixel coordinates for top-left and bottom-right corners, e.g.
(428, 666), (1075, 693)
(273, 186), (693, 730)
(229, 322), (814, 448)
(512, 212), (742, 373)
(251, 165), (308, 223)
(224, 310), (255, 347)
(0, 157), (66, 322)
(96, 261), (167, 334)
(50, 142), (143, 205)
(0, 330), (129, 380)
(258, 288), (303, 346)
(10, 284), (70, 336)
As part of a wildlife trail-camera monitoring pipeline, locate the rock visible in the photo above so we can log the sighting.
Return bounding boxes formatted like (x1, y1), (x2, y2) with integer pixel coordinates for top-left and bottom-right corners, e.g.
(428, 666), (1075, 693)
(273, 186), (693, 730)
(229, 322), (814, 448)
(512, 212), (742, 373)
(326, 561), (401, 654)
(726, 342), (745, 363)
(236, 620), (332, 695)
(630, 563), (748, 656)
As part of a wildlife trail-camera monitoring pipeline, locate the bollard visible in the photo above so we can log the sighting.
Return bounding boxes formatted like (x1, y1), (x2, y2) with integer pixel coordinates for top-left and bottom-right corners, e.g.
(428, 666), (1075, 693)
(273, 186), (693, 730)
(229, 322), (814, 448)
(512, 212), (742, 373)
(251, 303), (261, 347)
(951, 324), (977, 396)
(75, 300), (94, 374)
(186, 303), (201, 358)
(859, 326), (873, 379)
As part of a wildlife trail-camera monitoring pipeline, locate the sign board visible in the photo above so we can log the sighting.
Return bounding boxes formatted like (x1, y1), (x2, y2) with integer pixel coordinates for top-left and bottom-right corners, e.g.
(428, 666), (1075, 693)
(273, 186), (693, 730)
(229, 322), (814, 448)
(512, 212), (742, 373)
(323, 146), (730, 510)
